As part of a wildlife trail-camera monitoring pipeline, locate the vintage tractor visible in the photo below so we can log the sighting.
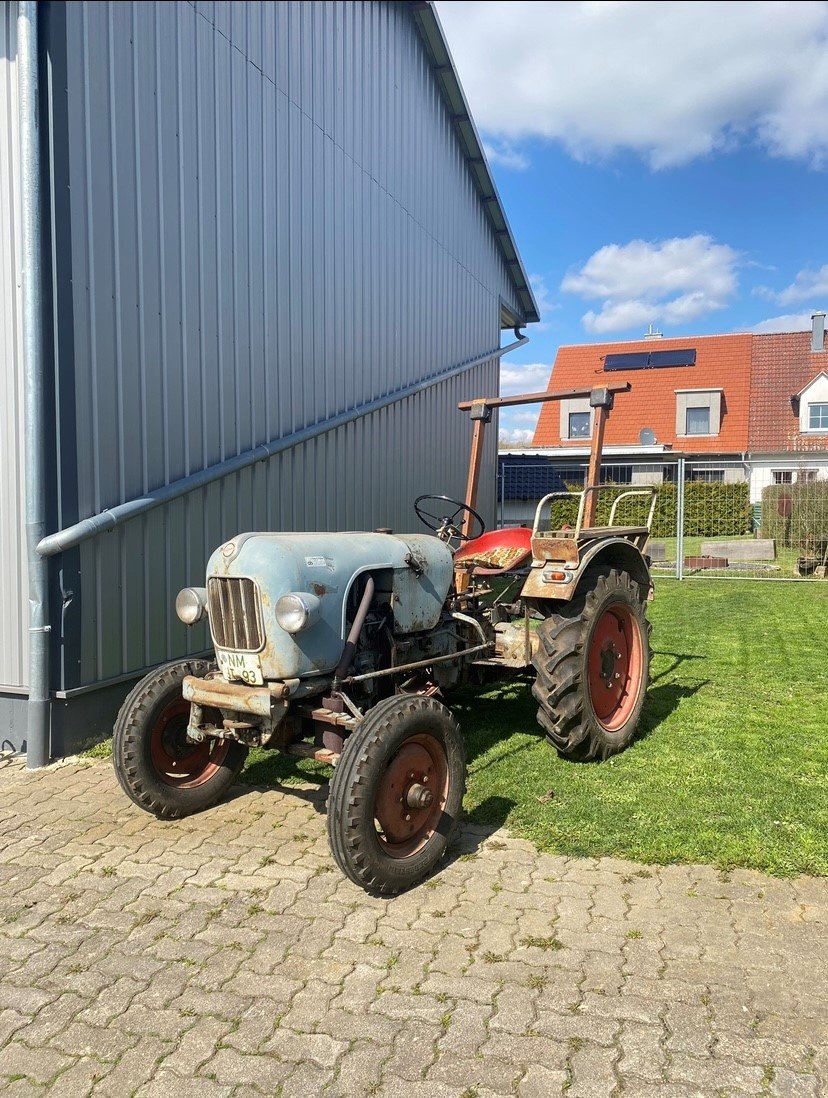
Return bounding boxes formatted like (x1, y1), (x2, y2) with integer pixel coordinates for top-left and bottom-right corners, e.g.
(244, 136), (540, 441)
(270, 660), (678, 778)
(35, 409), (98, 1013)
(113, 382), (656, 894)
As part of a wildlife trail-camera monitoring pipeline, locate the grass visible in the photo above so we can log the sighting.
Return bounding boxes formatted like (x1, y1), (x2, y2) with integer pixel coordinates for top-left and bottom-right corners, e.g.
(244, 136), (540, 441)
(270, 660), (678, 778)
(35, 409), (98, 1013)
(83, 581), (827, 877)
(459, 580), (828, 877)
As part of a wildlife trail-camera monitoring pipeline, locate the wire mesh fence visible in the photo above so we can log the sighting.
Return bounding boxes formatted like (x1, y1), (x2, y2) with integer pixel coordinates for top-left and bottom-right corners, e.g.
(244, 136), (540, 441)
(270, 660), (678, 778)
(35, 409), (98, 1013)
(498, 456), (828, 580)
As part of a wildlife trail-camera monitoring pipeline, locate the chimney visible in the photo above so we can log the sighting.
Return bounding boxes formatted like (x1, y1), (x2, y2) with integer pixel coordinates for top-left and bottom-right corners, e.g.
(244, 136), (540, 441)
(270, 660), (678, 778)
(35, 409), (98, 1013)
(812, 312), (826, 353)
(643, 323), (663, 340)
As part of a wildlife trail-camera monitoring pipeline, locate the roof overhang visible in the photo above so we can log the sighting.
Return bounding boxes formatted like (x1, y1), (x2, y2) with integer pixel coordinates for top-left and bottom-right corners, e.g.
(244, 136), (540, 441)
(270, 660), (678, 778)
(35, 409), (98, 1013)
(407, 2), (540, 325)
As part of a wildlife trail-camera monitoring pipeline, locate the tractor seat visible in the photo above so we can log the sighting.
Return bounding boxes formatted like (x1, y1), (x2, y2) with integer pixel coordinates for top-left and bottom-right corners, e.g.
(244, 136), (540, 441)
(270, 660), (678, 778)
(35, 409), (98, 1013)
(454, 527), (533, 575)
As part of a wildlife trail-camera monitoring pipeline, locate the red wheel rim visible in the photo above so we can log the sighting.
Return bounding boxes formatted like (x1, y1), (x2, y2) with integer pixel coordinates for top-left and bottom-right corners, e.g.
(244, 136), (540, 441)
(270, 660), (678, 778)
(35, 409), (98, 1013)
(373, 734), (449, 859)
(587, 602), (644, 732)
(148, 700), (231, 788)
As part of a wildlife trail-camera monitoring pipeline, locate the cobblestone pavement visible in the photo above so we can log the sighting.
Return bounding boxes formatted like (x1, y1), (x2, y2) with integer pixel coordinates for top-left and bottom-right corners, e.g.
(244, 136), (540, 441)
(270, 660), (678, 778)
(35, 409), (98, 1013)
(0, 756), (825, 1097)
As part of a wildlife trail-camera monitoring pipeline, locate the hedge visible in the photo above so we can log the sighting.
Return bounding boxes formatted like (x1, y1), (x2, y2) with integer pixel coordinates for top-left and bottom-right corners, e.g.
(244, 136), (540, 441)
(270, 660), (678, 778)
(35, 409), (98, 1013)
(761, 482), (828, 551)
(544, 480), (752, 538)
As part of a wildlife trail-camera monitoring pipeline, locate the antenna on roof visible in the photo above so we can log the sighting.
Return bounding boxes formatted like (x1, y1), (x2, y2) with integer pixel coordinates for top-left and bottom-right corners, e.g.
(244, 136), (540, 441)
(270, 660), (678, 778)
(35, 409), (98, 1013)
(644, 323), (663, 340)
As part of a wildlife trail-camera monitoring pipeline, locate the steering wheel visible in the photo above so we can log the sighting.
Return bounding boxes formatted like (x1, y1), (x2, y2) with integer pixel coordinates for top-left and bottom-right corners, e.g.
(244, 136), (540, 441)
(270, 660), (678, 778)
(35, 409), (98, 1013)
(414, 494), (486, 545)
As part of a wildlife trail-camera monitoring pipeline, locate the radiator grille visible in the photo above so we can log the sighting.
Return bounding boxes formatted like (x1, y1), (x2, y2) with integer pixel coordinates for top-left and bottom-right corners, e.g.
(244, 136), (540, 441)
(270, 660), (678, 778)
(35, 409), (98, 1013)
(208, 577), (264, 652)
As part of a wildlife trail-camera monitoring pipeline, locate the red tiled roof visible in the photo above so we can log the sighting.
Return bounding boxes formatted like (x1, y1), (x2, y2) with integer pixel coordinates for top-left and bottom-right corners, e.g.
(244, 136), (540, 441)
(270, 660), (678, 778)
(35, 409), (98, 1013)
(532, 334), (753, 452)
(749, 331), (828, 452)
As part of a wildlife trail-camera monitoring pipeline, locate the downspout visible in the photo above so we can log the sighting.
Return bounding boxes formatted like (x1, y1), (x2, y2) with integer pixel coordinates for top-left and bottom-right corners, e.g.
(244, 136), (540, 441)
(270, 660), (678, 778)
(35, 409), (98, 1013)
(18, 1), (50, 768)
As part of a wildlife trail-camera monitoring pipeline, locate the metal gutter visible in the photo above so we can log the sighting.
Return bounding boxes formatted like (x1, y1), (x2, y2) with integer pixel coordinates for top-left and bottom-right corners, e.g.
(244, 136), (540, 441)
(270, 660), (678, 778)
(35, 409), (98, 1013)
(406, 2), (540, 325)
(37, 334), (529, 558)
(18, 1), (50, 768)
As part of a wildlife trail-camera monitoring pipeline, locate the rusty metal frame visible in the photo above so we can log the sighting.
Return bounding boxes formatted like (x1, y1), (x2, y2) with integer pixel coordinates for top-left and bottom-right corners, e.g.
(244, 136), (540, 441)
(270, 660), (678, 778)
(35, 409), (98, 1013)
(458, 382), (631, 536)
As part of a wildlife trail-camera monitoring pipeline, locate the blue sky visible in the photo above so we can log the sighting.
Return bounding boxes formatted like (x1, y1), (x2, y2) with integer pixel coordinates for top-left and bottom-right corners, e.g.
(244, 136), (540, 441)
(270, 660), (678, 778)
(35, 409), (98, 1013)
(436, 1), (828, 443)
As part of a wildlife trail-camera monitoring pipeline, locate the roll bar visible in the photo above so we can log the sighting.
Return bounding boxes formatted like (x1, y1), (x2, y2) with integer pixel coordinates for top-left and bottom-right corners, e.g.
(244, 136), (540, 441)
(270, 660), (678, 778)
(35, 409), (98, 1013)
(457, 382), (632, 537)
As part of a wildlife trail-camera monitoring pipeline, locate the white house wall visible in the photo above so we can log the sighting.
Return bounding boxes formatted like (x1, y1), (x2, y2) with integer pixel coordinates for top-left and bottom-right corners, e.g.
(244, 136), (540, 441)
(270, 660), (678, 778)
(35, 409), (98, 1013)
(749, 456), (828, 503)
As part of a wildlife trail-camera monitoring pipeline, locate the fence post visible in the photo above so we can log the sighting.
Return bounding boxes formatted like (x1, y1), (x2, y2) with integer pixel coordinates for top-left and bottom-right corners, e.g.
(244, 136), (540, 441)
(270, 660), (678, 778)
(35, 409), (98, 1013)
(676, 457), (685, 580)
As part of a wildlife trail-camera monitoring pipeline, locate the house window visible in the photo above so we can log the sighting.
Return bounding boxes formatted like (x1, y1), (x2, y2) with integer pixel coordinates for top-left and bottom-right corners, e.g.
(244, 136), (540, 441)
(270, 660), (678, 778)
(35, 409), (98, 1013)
(808, 403), (828, 430)
(685, 406), (711, 435)
(772, 470), (793, 485)
(676, 389), (721, 438)
(568, 411), (591, 439)
(690, 467), (724, 483)
(798, 470), (818, 483)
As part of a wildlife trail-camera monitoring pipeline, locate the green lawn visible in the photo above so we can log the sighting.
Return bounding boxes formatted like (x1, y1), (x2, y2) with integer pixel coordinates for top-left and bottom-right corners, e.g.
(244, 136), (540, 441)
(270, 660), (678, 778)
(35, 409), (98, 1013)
(454, 580), (828, 877)
(242, 580), (828, 877)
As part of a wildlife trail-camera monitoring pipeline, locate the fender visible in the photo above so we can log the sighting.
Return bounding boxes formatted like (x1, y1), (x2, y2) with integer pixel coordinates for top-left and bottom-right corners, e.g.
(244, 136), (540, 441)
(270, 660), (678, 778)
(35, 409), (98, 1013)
(521, 536), (652, 603)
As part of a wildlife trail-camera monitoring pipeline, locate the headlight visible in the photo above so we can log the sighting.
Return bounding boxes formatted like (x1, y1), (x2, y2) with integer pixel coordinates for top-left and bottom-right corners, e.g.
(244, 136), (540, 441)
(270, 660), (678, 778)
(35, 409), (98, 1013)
(175, 586), (208, 625)
(275, 592), (321, 634)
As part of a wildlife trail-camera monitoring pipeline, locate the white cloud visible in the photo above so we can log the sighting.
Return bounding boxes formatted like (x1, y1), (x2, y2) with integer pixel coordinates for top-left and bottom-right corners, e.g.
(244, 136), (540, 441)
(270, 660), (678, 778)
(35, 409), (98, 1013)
(746, 312), (815, 334)
(499, 362), (551, 397)
(437, 1), (828, 168)
(562, 235), (740, 334)
(757, 264), (828, 305)
(482, 139), (529, 171)
(498, 425), (538, 448)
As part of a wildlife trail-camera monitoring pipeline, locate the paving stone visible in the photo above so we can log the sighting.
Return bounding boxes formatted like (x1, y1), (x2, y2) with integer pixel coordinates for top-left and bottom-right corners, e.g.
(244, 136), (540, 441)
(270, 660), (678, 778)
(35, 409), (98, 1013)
(0, 756), (825, 1098)
(135, 1067), (234, 1097)
(0, 1040), (75, 1084)
(517, 1063), (570, 1097)
(200, 1046), (292, 1090)
(92, 1036), (173, 1097)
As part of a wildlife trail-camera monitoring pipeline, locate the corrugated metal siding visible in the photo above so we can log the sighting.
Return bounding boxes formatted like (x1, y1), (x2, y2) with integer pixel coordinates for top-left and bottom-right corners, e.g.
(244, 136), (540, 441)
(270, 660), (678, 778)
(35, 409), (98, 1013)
(0, 1), (27, 691)
(56, 1), (517, 689)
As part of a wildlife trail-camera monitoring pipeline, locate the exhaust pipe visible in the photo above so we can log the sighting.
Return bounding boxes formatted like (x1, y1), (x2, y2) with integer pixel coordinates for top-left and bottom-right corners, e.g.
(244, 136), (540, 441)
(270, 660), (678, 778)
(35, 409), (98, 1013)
(333, 576), (375, 683)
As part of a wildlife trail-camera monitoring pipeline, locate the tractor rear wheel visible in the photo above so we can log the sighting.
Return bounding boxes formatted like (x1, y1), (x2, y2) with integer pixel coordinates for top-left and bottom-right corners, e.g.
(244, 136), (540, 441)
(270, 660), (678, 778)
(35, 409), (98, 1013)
(532, 567), (650, 761)
(327, 695), (466, 895)
(113, 660), (248, 819)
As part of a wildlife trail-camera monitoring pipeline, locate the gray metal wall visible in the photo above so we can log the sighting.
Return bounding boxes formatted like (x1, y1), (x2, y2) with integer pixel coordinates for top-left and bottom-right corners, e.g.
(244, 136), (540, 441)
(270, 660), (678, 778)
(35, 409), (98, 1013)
(50, 0), (521, 694)
(0, 1), (27, 693)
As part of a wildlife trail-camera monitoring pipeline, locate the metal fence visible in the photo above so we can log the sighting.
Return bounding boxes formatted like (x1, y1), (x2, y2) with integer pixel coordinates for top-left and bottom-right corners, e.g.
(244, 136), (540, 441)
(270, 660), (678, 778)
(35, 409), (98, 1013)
(498, 457), (828, 581)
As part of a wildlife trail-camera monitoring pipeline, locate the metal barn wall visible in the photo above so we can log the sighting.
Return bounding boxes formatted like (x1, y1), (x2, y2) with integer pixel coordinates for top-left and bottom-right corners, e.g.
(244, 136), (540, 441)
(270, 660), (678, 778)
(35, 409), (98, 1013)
(53, 0), (520, 694)
(0, 0), (27, 693)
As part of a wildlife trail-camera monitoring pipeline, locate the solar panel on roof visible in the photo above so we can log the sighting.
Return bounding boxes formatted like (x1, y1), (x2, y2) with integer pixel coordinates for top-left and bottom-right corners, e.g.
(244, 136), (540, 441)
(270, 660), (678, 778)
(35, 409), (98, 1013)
(603, 348), (696, 372)
(648, 348), (696, 367)
(604, 352), (650, 371)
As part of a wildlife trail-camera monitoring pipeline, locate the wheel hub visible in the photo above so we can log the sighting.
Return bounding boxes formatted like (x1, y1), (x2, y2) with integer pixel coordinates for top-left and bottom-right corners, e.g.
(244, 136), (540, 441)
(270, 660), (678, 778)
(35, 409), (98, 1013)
(150, 700), (230, 787)
(587, 602), (644, 732)
(374, 736), (448, 856)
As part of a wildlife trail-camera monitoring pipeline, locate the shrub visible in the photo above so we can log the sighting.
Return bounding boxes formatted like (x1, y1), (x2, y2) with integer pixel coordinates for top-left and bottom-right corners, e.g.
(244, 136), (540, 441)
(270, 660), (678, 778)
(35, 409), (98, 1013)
(761, 481), (828, 552)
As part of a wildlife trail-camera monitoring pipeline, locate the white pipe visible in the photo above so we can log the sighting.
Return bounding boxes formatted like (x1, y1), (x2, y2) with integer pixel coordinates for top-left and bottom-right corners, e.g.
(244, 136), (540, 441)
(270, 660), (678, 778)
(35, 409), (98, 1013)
(18, 0), (50, 768)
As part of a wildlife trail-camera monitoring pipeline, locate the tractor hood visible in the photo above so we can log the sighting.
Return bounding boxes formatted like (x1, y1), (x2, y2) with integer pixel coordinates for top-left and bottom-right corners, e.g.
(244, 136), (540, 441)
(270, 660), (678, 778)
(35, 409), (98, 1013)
(205, 532), (453, 683)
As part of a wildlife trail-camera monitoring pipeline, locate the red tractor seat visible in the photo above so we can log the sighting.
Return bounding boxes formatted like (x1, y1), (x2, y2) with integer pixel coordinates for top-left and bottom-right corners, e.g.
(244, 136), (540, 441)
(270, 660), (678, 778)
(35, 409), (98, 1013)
(454, 526), (533, 575)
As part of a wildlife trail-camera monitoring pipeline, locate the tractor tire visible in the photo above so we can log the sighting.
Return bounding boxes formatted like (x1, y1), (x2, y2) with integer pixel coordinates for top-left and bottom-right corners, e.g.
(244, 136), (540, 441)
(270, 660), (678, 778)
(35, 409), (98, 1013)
(327, 694), (466, 895)
(532, 567), (651, 761)
(113, 659), (248, 819)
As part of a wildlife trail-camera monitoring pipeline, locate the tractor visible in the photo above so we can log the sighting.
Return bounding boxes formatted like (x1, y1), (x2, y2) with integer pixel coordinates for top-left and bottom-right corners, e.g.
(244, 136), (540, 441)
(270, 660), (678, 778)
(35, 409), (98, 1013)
(112, 382), (656, 894)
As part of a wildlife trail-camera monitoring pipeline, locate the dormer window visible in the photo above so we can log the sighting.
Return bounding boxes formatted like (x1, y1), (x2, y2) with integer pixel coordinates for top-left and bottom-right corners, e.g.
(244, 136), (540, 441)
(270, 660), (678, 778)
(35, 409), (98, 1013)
(797, 373), (828, 433)
(808, 403), (828, 431)
(675, 389), (722, 438)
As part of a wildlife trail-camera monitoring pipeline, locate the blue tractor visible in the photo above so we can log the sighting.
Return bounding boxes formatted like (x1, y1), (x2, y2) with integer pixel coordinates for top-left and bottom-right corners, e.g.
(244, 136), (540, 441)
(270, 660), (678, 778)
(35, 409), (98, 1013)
(113, 384), (655, 893)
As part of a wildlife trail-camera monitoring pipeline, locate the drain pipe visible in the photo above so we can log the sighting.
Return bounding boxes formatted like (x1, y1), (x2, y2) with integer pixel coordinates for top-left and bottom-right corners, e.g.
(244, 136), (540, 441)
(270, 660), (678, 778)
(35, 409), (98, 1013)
(19, 1), (50, 769)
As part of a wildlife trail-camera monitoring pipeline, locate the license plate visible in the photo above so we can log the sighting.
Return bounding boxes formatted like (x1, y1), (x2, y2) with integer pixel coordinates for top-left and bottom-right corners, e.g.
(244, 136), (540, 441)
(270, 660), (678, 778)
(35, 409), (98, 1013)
(216, 650), (264, 686)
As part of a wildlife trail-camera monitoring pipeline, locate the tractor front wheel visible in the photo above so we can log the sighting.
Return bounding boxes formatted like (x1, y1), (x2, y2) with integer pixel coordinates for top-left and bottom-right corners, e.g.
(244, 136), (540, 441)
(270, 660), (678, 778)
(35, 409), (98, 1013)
(327, 695), (466, 894)
(113, 660), (249, 819)
(532, 567), (650, 761)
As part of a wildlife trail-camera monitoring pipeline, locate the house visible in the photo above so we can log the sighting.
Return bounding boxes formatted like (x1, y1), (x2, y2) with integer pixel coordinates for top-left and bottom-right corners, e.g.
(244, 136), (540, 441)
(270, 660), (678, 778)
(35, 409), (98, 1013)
(498, 314), (827, 525)
(747, 315), (828, 500)
(0, 0), (537, 759)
